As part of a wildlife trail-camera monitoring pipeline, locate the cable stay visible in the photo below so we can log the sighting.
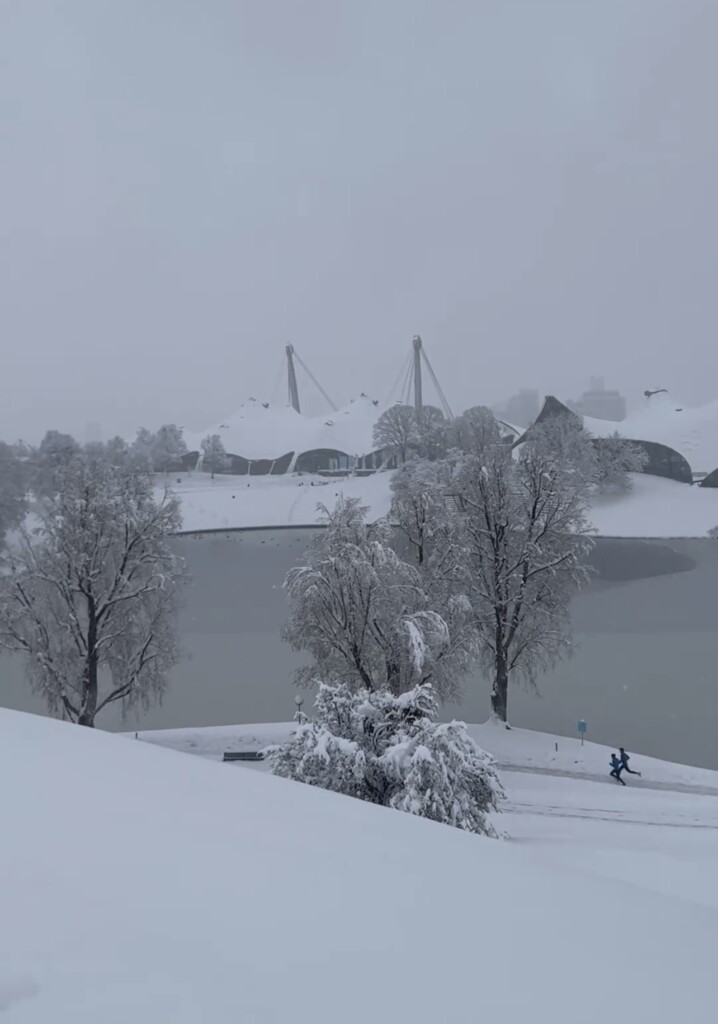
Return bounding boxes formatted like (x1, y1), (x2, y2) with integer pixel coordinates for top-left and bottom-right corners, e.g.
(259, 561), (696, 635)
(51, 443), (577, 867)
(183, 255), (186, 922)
(270, 350), (288, 406)
(292, 348), (338, 413)
(420, 348), (454, 420)
(384, 350), (413, 406)
(401, 355), (415, 406)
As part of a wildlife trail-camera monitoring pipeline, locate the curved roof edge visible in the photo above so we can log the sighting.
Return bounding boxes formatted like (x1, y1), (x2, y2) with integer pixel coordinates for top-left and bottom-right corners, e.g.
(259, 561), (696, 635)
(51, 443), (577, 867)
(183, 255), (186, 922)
(513, 396), (693, 483)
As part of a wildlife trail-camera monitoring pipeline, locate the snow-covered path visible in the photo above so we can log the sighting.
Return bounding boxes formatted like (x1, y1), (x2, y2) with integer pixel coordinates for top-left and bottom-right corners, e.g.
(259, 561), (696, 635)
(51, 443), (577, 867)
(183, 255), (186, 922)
(501, 769), (718, 909)
(136, 718), (718, 794)
(498, 761), (718, 797)
(503, 770), (718, 828)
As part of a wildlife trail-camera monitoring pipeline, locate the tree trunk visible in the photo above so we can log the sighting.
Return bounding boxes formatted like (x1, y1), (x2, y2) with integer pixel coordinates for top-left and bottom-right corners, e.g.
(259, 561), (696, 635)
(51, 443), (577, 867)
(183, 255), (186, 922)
(490, 653), (509, 726)
(79, 598), (99, 727)
(78, 654), (98, 726)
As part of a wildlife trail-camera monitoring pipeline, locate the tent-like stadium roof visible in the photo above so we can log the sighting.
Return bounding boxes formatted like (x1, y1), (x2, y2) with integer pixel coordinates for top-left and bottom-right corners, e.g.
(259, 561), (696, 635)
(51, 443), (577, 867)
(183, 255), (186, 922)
(585, 392), (718, 477)
(185, 395), (388, 462)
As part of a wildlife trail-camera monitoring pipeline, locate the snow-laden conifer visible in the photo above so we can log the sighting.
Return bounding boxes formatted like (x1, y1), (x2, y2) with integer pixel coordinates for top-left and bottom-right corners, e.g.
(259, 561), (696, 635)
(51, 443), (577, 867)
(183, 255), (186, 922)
(268, 682), (503, 836)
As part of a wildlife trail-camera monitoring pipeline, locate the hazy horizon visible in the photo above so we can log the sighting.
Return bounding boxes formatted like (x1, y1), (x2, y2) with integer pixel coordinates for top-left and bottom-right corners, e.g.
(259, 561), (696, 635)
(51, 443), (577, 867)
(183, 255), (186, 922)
(2, 1), (717, 443)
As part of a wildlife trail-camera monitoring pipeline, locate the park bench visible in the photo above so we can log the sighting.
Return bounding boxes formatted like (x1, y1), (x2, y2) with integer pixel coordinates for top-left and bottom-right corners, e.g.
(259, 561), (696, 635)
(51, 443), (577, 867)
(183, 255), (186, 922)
(222, 750), (265, 763)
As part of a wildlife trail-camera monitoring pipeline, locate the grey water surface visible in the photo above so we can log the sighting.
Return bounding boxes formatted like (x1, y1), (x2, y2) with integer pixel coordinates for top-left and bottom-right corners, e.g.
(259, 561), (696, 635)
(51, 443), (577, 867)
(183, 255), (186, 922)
(1, 530), (716, 768)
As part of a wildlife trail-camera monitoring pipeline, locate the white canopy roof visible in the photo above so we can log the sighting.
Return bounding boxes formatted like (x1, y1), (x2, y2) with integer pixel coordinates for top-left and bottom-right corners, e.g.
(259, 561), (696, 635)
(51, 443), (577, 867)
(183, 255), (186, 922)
(585, 392), (718, 475)
(185, 395), (388, 461)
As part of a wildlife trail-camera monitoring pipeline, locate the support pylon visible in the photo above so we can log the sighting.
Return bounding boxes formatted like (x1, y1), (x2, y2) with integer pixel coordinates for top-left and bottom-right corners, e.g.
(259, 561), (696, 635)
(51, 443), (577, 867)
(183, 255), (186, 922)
(412, 335), (423, 414)
(286, 344), (301, 413)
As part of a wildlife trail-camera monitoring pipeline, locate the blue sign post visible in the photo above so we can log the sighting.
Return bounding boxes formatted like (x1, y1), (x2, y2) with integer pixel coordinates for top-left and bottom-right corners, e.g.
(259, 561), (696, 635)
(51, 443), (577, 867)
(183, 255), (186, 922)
(578, 719), (587, 746)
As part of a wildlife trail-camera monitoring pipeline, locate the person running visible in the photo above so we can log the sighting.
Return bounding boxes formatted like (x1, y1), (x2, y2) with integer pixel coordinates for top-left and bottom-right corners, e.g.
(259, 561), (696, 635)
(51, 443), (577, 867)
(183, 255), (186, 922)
(610, 753), (625, 785)
(619, 747), (641, 777)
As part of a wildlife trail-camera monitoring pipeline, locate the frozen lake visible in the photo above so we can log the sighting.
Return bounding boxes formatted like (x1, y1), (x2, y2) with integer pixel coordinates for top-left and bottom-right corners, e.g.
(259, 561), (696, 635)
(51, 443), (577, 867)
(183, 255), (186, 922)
(1, 529), (717, 768)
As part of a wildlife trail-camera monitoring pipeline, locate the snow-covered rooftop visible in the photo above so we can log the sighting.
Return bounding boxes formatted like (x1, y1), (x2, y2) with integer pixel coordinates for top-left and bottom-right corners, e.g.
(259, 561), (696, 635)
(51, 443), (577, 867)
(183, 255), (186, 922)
(585, 392), (718, 476)
(185, 395), (388, 461)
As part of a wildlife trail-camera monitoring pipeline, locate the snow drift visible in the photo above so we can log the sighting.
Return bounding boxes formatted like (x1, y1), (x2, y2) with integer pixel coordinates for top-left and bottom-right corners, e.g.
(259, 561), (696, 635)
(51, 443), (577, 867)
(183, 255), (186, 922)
(2, 708), (718, 1022)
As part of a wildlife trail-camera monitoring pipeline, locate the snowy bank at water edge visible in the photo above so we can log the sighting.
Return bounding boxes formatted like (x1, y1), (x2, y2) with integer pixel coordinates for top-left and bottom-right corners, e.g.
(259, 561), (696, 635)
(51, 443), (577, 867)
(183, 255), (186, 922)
(4, 707), (718, 1021)
(165, 470), (393, 533)
(164, 469), (718, 537)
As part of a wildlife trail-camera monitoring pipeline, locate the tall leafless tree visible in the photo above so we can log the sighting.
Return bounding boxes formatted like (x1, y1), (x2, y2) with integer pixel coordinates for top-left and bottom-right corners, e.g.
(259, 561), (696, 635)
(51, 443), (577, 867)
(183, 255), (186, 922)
(0, 441), (27, 545)
(372, 404), (419, 465)
(454, 419), (594, 723)
(201, 433), (227, 478)
(0, 443), (186, 726)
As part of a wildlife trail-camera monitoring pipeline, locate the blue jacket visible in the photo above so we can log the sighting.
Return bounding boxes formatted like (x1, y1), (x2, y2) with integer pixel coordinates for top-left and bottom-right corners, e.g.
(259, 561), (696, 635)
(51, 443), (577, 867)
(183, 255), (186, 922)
(610, 755), (621, 770)
(620, 751), (630, 766)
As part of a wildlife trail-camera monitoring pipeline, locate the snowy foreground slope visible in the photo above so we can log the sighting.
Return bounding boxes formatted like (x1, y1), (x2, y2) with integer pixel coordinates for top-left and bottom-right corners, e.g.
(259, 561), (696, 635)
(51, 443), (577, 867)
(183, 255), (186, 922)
(4, 711), (718, 1022)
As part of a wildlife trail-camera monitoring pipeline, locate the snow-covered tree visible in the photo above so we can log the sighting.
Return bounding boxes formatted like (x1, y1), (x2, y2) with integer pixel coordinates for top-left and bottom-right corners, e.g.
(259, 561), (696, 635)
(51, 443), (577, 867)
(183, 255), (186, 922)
(201, 433), (227, 478)
(267, 682), (503, 836)
(389, 458), (479, 686)
(30, 430), (81, 498)
(132, 427), (157, 469)
(709, 525), (718, 539)
(523, 417), (646, 494)
(390, 457), (456, 567)
(454, 420), (593, 724)
(414, 405), (448, 461)
(0, 441), (27, 544)
(591, 433), (648, 492)
(282, 498), (472, 701)
(449, 406), (505, 457)
(151, 424), (187, 474)
(0, 442), (186, 726)
(525, 416), (598, 486)
(372, 404), (419, 465)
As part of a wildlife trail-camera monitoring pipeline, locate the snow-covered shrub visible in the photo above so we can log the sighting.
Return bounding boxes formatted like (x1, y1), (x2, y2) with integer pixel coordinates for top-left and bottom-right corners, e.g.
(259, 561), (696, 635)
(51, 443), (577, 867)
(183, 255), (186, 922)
(268, 682), (503, 837)
(384, 720), (503, 834)
(269, 723), (367, 800)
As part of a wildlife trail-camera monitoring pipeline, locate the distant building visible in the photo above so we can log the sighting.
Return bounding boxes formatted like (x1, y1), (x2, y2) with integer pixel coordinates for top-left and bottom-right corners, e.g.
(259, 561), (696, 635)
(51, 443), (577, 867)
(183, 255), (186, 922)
(567, 378), (626, 422)
(493, 389), (540, 428)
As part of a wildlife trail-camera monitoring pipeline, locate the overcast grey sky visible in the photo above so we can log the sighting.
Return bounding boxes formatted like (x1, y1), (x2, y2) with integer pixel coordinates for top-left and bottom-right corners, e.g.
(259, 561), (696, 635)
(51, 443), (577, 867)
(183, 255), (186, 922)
(1, 0), (716, 442)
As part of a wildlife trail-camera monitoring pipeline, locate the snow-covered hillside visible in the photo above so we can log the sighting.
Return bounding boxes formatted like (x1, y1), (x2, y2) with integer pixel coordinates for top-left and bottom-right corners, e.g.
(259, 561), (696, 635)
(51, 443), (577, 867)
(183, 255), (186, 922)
(3, 707), (716, 1021)
(166, 469), (718, 538)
